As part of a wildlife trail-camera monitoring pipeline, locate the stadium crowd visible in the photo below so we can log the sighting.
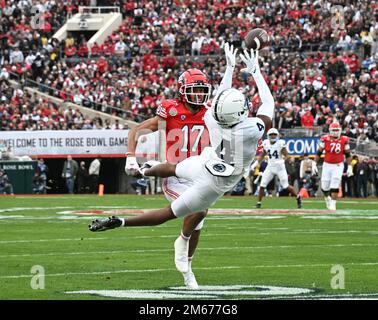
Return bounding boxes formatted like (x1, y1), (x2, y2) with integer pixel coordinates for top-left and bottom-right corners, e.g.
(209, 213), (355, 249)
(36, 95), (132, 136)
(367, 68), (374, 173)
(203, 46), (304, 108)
(0, 79), (128, 130)
(0, 0), (377, 144)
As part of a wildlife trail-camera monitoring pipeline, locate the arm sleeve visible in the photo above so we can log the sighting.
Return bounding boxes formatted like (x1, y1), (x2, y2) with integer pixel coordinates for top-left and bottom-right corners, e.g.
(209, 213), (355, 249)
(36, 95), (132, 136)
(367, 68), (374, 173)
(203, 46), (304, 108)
(254, 70), (275, 119)
(214, 66), (234, 97)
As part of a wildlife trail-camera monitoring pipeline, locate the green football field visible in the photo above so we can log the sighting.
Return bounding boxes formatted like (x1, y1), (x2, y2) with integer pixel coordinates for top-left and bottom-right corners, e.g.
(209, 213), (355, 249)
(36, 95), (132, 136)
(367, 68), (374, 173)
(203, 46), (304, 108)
(0, 194), (377, 300)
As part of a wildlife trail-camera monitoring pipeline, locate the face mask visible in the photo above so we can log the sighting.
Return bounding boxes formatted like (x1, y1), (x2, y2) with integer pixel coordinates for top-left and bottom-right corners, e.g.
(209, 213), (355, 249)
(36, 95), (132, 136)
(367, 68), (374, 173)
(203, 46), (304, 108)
(269, 136), (278, 143)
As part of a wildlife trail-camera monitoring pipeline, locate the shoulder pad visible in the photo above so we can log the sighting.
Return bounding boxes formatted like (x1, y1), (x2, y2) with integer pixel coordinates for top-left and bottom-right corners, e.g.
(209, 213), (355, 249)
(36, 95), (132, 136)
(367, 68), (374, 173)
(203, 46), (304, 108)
(321, 135), (328, 141)
(161, 99), (179, 109)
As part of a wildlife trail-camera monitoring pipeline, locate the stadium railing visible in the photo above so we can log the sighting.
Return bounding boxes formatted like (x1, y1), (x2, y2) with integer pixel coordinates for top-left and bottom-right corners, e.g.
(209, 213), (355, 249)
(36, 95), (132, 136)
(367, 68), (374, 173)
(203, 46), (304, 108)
(279, 127), (324, 138)
(349, 138), (378, 157)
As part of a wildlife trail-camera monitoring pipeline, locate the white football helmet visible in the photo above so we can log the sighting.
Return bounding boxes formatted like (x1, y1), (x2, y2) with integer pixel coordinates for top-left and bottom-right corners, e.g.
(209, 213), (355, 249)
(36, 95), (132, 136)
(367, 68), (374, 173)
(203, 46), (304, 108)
(211, 88), (249, 127)
(267, 128), (279, 142)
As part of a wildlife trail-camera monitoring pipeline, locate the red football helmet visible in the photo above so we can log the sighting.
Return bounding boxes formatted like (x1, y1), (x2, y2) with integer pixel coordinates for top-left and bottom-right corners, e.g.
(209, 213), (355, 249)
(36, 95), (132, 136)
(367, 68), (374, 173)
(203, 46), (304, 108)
(177, 69), (211, 106)
(329, 122), (342, 138)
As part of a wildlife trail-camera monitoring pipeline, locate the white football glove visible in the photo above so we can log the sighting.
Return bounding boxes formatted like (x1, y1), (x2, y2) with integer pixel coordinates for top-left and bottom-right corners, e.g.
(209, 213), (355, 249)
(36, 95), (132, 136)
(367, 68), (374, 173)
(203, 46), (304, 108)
(125, 156), (140, 175)
(224, 42), (238, 68)
(239, 49), (260, 75)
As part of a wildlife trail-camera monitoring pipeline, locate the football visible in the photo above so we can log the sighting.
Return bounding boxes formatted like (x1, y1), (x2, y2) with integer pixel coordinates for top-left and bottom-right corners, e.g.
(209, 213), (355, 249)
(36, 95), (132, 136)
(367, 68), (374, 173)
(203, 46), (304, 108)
(244, 28), (270, 50)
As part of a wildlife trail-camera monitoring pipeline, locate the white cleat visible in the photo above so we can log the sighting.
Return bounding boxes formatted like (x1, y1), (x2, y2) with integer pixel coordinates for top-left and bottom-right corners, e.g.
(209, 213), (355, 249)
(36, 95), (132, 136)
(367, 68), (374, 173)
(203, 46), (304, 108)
(174, 236), (189, 273)
(183, 271), (199, 290)
(329, 199), (337, 211)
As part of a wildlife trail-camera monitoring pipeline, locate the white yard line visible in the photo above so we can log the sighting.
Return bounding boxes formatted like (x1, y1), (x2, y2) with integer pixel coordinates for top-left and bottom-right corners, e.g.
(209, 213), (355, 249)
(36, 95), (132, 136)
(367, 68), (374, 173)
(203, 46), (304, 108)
(1, 243), (378, 258)
(255, 293), (378, 300)
(0, 266), (239, 279)
(0, 237), (107, 244)
(1, 262), (377, 279)
(1, 227), (377, 244)
(303, 200), (378, 204)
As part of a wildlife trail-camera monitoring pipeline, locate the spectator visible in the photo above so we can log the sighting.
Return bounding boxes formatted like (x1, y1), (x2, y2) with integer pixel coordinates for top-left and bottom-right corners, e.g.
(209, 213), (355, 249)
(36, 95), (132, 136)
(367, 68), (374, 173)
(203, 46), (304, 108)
(88, 158), (101, 194)
(300, 153), (317, 180)
(131, 177), (149, 195)
(10, 47), (24, 64)
(356, 158), (370, 198)
(299, 153), (318, 196)
(301, 107), (315, 128)
(77, 161), (89, 194)
(36, 158), (49, 194)
(342, 161), (353, 197)
(285, 157), (299, 189)
(0, 169), (14, 195)
(373, 158), (378, 197)
(61, 155), (78, 194)
(231, 177), (247, 196)
(32, 172), (46, 194)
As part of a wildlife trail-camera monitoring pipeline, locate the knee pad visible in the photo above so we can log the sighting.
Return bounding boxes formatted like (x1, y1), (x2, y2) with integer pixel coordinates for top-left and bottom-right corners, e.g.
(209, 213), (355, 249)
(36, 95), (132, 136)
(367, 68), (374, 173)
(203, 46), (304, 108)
(322, 189), (330, 196)
(330, 188), (339, 194)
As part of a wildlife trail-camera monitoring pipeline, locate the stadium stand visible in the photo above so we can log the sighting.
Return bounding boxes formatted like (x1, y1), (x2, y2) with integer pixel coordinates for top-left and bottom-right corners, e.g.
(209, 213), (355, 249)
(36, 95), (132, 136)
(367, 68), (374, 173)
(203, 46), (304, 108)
(1, 1), (377, 141)
(0, 0), (377, 195)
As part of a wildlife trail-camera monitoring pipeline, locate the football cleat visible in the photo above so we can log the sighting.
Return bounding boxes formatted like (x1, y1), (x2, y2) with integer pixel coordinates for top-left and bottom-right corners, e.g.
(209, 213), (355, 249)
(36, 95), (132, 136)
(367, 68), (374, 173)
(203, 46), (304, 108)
(255, 202), (262, 209)
(329, 199), (337, 211)
(297, 195), (302, 209)
(174, 236), (189, 273)
(89, 216), (123, 232)
(183, 271), (199, 290)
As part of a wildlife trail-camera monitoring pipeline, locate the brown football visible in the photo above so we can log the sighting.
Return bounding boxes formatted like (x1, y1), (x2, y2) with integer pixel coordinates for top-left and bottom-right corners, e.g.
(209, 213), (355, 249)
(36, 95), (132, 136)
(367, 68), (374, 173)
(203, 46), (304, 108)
(244, 28), (270, 50)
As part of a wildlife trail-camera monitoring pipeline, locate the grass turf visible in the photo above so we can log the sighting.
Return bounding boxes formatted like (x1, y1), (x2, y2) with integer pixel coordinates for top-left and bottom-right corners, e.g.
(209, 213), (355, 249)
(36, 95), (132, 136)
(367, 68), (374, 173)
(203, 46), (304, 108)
(0, 195), (377, 299)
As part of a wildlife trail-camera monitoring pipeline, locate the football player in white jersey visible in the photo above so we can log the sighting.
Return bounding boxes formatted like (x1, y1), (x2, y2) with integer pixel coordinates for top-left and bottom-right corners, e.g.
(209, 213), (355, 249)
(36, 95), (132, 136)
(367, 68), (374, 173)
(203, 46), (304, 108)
(255, 128), (302, 208)
(89, 49), (274, 285)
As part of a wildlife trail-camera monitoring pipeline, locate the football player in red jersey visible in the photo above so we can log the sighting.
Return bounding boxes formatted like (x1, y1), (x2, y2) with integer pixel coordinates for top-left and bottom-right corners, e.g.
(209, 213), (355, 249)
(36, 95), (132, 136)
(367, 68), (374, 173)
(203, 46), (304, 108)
(124, 43), (238, 289)
(315, 122), (351, 211)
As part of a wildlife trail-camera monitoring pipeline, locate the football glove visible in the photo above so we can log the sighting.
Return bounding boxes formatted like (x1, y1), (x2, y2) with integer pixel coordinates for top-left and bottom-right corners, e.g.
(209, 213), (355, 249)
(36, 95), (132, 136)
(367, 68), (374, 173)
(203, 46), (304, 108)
(240, 49), (260, 75)
(224, 42), (238, 68)
(125, 156), (140, 175)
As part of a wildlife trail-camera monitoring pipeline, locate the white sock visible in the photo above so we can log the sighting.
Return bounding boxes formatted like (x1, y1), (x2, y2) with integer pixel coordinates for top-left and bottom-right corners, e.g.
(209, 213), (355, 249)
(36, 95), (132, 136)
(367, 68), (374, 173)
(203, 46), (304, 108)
(181, 232), (191, 241)
(120, 218), (126, 227)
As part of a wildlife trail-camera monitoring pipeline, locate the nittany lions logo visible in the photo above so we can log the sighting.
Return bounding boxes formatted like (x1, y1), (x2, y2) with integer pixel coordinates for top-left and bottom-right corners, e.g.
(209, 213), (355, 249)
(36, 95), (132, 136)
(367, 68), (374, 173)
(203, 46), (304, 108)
(213, 163), (226, 172)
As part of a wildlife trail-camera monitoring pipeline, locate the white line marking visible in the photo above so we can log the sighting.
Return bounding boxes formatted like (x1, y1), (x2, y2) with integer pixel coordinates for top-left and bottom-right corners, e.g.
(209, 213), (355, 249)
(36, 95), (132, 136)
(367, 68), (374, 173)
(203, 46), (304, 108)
(0, 266), (239, 279)
(2, 262), (377, 279)
(1, 243), (378, 258)
(262, 293), (378, 300)
(0, 237), (107, 244)
(304, 200), (378, 204)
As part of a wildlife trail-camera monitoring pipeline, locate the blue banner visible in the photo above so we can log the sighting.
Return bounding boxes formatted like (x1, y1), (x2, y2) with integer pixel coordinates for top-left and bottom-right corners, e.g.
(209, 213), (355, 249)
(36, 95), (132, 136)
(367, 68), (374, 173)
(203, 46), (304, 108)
(283, 137), (320, 156)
